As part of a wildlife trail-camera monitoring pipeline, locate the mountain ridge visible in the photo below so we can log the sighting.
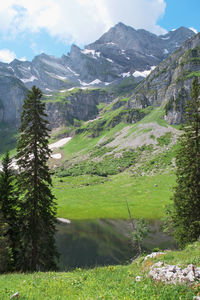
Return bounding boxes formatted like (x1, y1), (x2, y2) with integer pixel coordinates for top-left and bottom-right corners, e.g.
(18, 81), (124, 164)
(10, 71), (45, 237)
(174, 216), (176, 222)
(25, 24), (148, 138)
(0, 22), (197, 130)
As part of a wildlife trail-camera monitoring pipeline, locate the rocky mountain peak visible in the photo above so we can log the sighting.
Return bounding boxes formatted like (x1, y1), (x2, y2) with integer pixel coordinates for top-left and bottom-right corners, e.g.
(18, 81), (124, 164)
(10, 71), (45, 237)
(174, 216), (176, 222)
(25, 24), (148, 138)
(0, 23), (198, 128)
(86, 23), (195, 60)
(89, 22), (139, 50)
(163, 26), (195, 43)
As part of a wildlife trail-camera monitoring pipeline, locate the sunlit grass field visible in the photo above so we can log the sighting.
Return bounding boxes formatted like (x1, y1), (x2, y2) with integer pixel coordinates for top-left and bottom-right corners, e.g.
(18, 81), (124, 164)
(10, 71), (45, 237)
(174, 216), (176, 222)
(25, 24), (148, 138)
(53, 171), (176, 220)
(1, 242), (199, 300)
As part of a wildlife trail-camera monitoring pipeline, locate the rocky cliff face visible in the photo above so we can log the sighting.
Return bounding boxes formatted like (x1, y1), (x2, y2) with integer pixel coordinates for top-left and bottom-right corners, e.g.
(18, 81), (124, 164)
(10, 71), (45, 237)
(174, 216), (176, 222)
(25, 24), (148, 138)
(0, 23), (196, 128)
(45, 89), (112, 128)
(128, 33), (200, 124)
(0, 76), (28, 126)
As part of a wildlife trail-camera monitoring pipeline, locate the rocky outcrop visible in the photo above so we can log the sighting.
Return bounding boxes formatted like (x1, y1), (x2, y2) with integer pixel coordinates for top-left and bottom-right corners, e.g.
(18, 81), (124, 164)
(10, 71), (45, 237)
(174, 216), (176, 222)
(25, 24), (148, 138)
(0, 76), (28, 126)
(45, 89), (112, 128)
(148, 262), (200, 284)
(129, 33), (200, 124)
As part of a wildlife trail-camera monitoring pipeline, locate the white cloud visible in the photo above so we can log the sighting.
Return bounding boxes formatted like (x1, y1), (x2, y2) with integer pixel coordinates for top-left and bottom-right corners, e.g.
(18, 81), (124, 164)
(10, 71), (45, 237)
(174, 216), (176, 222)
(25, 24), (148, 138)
(0, 49), (16, 63)
(189, 27), (198, 34)
(19, 56), (27, 61)
(0, 0), (167, 46)
(0, 49), (26, 63)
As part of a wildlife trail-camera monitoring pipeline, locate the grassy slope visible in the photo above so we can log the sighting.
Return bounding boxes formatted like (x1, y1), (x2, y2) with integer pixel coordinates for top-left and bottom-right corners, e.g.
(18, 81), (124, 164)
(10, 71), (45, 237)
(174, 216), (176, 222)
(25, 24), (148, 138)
(52, 107), (178, 220)
(1, 242), (199, 299)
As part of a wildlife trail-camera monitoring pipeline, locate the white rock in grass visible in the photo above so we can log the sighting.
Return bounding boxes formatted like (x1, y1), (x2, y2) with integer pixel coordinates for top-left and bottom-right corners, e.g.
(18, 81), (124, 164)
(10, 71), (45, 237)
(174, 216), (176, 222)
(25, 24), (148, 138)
(144, 252), (165, 260)
(148, 263), (200, 284)
(10, 292), (20, 299)
(57, 218), (71, 224)
(135, 276), (141, 282)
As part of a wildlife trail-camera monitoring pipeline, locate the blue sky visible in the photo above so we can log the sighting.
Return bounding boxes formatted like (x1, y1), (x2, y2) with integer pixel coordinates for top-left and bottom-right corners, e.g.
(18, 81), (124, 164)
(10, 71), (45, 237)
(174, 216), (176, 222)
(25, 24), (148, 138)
(158, 0), (200, 32)
(0, 0), (199, 63)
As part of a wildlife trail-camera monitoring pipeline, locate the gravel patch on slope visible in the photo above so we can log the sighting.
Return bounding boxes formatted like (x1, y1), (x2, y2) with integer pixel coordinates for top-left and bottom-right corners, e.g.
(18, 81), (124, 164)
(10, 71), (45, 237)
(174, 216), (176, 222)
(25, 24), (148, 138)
(106, 122), (181, 150)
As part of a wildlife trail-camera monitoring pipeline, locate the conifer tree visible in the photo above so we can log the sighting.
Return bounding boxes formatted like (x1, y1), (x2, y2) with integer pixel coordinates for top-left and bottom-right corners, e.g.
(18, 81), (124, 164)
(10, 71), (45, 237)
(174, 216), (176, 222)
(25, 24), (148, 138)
(0, 151), (18, 268)
(16, 86), (58, 271)
(0, 212), (12, 273)
(170, 77), (200, 247)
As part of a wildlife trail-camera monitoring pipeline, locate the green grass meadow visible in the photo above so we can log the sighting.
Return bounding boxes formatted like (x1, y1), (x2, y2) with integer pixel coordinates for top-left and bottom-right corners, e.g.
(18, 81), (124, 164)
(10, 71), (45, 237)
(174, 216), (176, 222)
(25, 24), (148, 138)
(0, 242), (199, 299)
(53, 172), (176, 220)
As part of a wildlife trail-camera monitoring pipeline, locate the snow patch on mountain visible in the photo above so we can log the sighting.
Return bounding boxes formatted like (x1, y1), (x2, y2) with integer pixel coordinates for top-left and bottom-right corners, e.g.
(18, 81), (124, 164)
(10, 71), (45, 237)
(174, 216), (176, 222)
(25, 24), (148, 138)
(49, 137), (72, 149)
(106, 58), (114, 63)
(8, 66), (14, 72)
(51, 153), (62, 159)
(46, 72), (68, 80)
(95, 52), (101, 57)
(133, 66), (156, 78)
(67, 66), (79, 76)
(121, 72), (131, 78)
(21, 75), (38, 83)
(79, 79), (102, 86)
(82, 49), (101, 59)
(161, 36), (170, 40)
(189, 27), (198, 34)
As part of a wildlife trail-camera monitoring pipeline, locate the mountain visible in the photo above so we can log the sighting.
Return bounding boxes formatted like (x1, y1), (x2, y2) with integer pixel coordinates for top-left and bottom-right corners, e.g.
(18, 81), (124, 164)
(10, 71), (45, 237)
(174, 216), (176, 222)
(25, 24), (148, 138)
(0, 23), (196, 130)
(7, 24), (195, 91)
(127, 32), (200, 124)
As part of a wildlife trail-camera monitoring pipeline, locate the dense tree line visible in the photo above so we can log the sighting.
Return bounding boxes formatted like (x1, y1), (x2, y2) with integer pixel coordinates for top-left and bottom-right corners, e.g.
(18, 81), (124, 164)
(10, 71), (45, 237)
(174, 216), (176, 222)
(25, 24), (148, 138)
(0, 86), (58, 272)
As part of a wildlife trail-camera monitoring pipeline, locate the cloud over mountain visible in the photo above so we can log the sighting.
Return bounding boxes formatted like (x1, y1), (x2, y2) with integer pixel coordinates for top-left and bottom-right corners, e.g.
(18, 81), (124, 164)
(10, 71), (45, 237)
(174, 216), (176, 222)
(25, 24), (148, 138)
(0, 0), (167, 46)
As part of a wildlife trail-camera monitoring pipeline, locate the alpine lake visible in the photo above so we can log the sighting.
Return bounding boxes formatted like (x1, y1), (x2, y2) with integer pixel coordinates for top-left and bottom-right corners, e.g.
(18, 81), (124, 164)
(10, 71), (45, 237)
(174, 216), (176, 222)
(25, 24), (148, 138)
(55, 219), (176, 271)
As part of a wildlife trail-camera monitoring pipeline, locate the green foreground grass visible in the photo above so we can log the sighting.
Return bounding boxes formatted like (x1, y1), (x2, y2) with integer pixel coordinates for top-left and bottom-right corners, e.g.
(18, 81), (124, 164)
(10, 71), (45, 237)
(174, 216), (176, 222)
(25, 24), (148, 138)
(54, 172), (176, 220)
(1, 242), (199, 299)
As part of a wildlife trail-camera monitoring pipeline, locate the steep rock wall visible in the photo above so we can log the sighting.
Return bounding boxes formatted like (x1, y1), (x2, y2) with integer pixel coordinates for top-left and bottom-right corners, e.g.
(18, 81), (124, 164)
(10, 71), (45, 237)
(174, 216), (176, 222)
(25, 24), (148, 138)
(129, 33), (200, 124)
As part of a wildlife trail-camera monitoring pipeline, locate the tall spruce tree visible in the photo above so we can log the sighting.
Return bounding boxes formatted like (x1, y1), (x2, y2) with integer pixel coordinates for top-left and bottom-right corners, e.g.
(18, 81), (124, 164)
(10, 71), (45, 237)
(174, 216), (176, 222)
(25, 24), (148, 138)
(170, 77), (200, 247)
(0, 212), (12, 273)
(0, 151), (18, 268)
(16, 86), (58, 271)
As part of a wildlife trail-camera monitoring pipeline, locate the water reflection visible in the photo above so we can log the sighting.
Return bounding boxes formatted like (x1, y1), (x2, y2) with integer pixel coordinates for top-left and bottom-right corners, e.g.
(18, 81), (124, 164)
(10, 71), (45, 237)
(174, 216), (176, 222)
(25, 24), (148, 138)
(55, 219), (176, 271)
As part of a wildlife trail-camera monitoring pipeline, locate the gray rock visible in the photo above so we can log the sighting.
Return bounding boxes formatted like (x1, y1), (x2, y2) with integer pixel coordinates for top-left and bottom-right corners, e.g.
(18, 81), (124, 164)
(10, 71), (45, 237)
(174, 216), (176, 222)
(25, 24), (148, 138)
(148, 262), (200, 284)
(144, 252), (165, 260)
